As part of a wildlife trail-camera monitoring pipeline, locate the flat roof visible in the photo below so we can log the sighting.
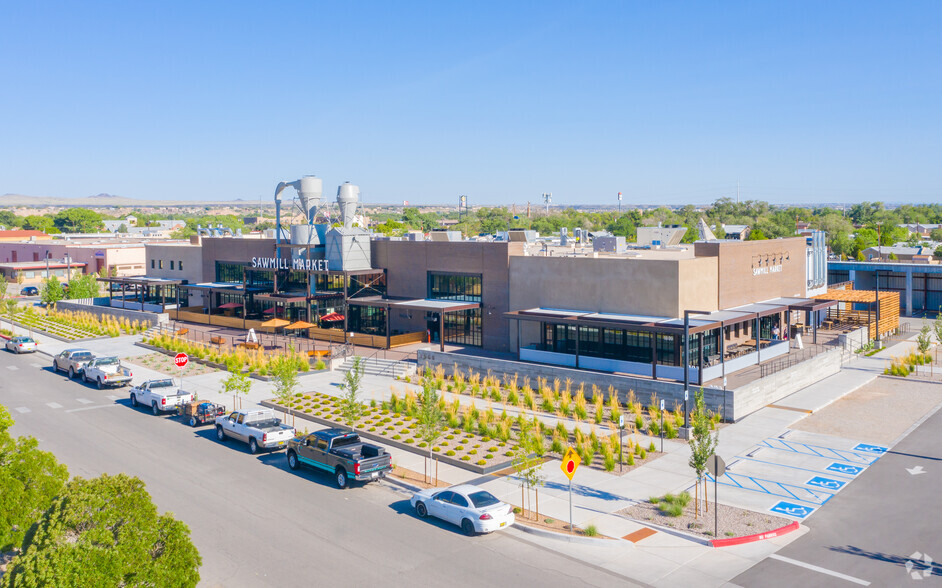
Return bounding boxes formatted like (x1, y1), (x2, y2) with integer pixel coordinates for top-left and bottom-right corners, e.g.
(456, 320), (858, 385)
(0, 261), (85, 269)
(348, 296), (480, 313)
(98, 276), (183, 285)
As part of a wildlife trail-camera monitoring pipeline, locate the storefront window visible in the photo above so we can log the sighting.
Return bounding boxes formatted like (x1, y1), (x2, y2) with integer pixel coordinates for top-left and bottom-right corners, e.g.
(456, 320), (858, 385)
(656, 334), (676, 365)
(428, 272), (481, 302)
(443, 308), (481, 346)
(348, 305), (386, 335)
(215, 262), (243, 283)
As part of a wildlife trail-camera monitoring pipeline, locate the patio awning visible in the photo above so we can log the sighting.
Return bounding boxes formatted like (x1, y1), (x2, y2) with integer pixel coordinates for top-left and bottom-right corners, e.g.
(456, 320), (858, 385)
(346, 296), (480, 313)
(320, 312), (345, 322)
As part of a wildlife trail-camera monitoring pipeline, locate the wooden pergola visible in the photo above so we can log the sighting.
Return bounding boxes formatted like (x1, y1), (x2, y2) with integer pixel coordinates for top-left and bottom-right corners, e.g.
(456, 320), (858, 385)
(813, 289), (900, 340)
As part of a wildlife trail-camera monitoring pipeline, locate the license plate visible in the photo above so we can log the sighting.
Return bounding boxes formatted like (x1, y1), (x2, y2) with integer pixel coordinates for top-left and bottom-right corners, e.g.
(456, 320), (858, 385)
(278, 441), (285, 446)
(371, 472), (378, 478)
(500, 522), (506, 527)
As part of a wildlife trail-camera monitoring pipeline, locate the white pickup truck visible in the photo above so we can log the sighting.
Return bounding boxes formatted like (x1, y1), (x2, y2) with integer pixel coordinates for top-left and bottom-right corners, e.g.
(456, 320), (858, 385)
(129, 379), (193, 416)
(83, 356), (133, 389)
(215, 409), (295, 455)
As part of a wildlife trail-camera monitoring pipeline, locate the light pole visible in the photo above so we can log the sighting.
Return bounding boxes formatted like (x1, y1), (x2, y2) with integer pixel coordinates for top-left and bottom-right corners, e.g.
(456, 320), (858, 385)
(875, 269), (881, 348)
(683, 309), (711, 437)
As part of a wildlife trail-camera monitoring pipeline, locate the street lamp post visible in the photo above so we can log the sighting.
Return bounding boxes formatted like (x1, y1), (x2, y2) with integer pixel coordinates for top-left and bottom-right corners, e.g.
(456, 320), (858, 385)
(683, 309), (711, 437)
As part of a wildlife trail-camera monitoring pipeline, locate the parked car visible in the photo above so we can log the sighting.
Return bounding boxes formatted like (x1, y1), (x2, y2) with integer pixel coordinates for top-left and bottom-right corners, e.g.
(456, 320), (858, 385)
(129, 379), (193, 416)
(5, 336), (38, 353)
(411, 484), (515, 536)
(53, 349), (96, 379)
(82, 356), (133, 388)
(20, 286), (39, 296)
(214, 409), (295, 454)
(286, 428), (392, 489)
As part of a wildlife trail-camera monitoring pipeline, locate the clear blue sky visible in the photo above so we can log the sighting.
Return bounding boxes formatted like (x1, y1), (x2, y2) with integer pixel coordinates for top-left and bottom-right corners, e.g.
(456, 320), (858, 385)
(1, 1), (939, 206)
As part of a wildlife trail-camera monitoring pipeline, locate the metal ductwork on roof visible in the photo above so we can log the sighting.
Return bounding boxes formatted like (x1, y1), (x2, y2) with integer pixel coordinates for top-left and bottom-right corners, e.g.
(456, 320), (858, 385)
(337, 182), (359, 229)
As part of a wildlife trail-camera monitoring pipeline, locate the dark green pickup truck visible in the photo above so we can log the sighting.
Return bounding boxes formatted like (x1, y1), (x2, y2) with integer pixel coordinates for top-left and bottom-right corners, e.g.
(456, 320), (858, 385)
(286, 429), (392, 489)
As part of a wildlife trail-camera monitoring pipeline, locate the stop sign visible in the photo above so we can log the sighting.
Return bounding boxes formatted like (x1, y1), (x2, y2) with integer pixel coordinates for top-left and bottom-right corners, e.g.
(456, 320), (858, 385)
(174, 353), (189, 368)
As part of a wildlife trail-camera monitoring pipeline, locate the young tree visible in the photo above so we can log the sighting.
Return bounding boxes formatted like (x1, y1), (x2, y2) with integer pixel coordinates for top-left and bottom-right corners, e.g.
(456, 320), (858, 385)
(0, 404), (69, 552)
(917, 324), (932, 355)
(934, 314), (942, 349)
(510, 429), (546, 520)
(0, 274), (8, 304)
(2, 473), (201, 587)
(221, 368), (252, 410)
(338, 357), (365, 430)
(40, 276), (64, 307)
(687, 388), (719, 518)
(415, 369), (444, 484)
(270, 356), (299, 425)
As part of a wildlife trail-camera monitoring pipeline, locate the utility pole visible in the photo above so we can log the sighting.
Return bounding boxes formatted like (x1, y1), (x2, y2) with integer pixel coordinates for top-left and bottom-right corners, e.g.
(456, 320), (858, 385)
(617, 192), (622, 213)
(542, 192), (552, 215)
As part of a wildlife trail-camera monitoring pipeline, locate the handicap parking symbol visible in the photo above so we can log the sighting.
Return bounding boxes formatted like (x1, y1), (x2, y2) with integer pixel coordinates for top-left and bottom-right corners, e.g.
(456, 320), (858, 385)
(770, 501), (815, 519)
(806, 476), (846, 490)
(827, 463), (863, 476)
(853, 443), (887, 454)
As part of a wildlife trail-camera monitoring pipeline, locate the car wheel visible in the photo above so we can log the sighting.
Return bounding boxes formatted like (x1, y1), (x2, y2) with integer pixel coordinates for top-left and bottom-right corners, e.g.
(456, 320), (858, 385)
(415, 502), (428, 518)
(130, 394), (138, 407)
(151, 402), (159, 416)
(335, 468), (348, 489)
(68, 367), (75, 379)
(461, 518), (475, 536)
(287, 451), (299, 470)
(216, 426), (226, 442)
(97, 378), (104, 390)
(249, 438), (259, 454)
(189, 416), (197, 427)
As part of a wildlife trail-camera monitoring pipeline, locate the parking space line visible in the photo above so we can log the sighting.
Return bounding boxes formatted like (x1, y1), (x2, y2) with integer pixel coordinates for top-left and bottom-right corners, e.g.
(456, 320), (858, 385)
(106, 395), (120, 401)
(31, 363), (43, 368)
(14, 407), (30, 414)
(76, 398), (94, 405)
(707, 471), (834, 505)
(46, 402), (62, 409)
(768, 554), (870, 585)
(6, 365), (18, 371)
(759, 438), (880, 465)
(739, 456), (860, 479)
(65, 404), (121, 413)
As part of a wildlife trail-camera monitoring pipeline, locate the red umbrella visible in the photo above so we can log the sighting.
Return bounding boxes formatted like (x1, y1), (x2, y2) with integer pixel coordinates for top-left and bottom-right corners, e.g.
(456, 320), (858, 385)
(218, 302), (242, 309)
(320, 312), (345, 322)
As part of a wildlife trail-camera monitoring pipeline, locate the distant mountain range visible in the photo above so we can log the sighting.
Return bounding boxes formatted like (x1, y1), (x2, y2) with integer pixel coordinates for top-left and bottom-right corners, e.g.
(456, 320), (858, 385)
(0, 193), (251, 207)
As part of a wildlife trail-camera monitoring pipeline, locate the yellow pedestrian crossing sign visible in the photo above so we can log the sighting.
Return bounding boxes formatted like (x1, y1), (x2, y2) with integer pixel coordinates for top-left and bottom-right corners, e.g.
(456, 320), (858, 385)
(561, 446), (581, 480)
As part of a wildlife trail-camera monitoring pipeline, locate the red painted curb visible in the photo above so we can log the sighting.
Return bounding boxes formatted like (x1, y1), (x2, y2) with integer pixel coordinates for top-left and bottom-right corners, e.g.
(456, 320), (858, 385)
(710, 521), (800, 547)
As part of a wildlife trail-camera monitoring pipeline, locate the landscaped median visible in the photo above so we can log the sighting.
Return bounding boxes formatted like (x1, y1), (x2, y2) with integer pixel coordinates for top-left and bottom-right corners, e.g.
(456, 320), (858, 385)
(3, 307), (147, 341)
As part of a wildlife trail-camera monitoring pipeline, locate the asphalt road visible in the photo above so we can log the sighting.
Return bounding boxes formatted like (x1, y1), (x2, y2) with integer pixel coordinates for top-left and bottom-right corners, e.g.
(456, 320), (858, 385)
(0, 350), (639, 588)
(734, 401), (942, 587)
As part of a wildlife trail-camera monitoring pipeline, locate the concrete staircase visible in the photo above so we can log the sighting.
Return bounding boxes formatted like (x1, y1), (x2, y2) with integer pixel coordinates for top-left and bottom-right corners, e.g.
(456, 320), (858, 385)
(338, 356), (416, 379)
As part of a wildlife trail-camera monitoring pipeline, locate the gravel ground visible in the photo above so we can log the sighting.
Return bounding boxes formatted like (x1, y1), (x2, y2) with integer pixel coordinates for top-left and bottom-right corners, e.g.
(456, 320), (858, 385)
(790, 376), (942, 443)
(125, 352), (216, 377)
(621, 497), (791, 539)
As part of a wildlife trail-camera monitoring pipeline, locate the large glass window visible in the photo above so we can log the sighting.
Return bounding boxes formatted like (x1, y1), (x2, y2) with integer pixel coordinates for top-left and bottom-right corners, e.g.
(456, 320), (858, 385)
(348, 305), (386, 335)
(656, 334), (676, 365)
(246, 269), (273, 289)
(428, 272), (481, 302)
(313, 274), (345, 294)
(443, 308), (481, 346)
(349, 272), (386, 298)
(215, 262), (244, 283)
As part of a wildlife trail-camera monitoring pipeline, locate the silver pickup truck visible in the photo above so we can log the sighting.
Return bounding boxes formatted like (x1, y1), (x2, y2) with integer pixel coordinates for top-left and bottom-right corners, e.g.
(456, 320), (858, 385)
(83, 356), (133, 389)
(215, 409), (295, 455)
(53, 348), (96, 379)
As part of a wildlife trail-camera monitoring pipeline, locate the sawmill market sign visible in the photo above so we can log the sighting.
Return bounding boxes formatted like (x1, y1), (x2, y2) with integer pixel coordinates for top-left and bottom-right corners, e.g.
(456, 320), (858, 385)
(251, 257), (330, 271)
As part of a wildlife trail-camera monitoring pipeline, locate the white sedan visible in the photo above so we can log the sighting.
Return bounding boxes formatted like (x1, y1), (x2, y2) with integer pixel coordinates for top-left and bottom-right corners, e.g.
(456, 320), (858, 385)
(411, 484), (514, 536)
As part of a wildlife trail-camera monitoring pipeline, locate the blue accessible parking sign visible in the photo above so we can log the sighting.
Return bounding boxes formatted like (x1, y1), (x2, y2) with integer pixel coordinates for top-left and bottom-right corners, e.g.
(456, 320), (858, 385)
(770, 501), (815, 519)
(806, 476), (846, 490)
(827, 463), (864, 476)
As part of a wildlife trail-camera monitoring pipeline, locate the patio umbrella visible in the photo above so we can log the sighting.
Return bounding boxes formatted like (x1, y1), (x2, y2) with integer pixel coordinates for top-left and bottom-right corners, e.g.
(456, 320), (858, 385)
(260, 318), (290, 328)
(285, 320), (315, 330)
(320, 312), (345, 322)
(218, 302), (242, 309)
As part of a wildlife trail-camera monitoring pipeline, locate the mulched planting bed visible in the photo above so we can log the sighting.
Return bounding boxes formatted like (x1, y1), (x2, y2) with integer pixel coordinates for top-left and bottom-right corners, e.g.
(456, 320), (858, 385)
(126, 352), (217, 377)
(620, 496), (792, 540)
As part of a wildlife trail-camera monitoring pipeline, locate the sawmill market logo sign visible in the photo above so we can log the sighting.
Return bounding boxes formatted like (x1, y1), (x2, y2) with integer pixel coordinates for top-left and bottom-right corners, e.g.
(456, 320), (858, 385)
(251, 257), (330, 271)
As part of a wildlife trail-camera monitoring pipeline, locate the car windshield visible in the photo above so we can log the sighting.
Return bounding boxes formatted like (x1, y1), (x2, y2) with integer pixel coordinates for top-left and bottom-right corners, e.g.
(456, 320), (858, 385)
(150, 380), (174, 388)
(468, 491), (500, 508)
(97, 357), (119, 365)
